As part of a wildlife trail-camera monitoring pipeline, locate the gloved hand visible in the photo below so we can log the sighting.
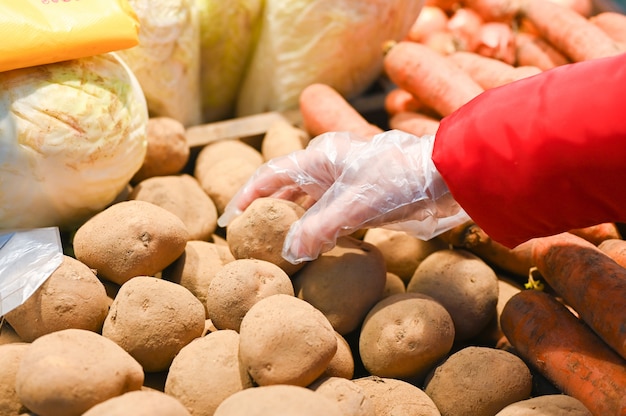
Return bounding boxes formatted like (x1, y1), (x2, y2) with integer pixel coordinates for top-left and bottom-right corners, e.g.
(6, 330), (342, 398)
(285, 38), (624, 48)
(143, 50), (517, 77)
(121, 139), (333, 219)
(218, 129), (470, 264)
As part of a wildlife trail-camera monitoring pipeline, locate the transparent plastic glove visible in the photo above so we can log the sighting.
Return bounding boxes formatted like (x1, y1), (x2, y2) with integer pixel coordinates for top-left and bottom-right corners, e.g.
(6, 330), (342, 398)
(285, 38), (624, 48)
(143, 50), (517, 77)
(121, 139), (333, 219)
(218, 130), (470, 264)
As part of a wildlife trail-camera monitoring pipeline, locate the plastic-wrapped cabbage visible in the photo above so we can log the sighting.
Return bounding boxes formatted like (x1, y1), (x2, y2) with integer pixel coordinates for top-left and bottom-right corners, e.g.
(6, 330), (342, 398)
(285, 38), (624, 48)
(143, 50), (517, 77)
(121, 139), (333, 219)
(236, 0), (425, 116)
(118, 0), (202, 127)
(197, 0), (263, 123)
(0, 53), (148, 230)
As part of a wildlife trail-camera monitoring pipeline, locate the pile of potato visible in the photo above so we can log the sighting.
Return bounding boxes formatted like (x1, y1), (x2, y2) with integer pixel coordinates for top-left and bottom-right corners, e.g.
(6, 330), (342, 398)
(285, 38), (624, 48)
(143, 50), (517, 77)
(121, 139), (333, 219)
(0, 115), (594, 416)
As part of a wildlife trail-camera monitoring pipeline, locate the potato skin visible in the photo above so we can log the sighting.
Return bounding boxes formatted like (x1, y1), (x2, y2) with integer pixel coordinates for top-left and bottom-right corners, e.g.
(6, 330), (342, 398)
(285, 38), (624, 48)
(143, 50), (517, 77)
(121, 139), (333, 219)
(82, 390), (191, 416)
(15, 329), (144, 416)
(238, 294), (337, 387)
(358, 293), (455, 382)
(309, 376), (375, 416)
(0, 343), (29, 415)
(494, 394), (592, 415)
(353, 376), (441, 416)
(73, 200), (189, 285)
(424, 346), (533, 416)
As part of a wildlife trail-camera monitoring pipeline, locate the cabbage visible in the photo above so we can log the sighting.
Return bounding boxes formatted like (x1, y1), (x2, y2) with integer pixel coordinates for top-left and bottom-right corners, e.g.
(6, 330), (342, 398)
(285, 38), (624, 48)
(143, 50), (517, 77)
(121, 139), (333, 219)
(0, 53), (148, 229)
(118, 0), (202, 127)
(235, 0), (425, 116)
(197, 0), (263, 123)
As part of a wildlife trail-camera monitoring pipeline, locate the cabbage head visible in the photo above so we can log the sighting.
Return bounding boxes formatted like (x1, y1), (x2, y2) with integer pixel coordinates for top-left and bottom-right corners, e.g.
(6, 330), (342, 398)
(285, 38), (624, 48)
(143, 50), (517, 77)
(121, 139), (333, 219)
(197, 0), (264, 123)
(0, 53), (148, 229)
(118, 0), (202, 127)
(235, 0), (425, 116)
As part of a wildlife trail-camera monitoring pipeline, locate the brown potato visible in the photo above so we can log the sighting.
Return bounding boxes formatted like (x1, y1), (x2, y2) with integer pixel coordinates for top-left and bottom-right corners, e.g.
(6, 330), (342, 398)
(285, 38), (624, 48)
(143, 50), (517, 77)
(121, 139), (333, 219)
(73, 200), (189, 285)
(261, 119), (310, 161)
(382, 272), (406, 298)
(495, 394), (592, 415)
(82, 390), (191, 415)
(353, 376), (441, 416)
(309, 376), (375, 416)
(407, 249), (499, 341)
(292, 236), (387, 335)
(163, 240), (235, 317)
(4, 255), (109, 342)
(213, 385), (343, 416)
(101, 276), (205, 372)
(194, 140), (263, 170)
(363, 228), (447, 284)
(206, 258), (294, 331)
(322, 331), (355, 380)
(132, 117), (190, 183)
(238, 294), (337, 387)
(129, 174), (218, 241)
(165, 330), (253, 416)
(16, 329), (144, 416)
(226, 197), (306, 276)
(0, 343), (29, 415)
(358, 293), (455, 382)
(0, 321), (22, 345)
(424, 346), (533, 416)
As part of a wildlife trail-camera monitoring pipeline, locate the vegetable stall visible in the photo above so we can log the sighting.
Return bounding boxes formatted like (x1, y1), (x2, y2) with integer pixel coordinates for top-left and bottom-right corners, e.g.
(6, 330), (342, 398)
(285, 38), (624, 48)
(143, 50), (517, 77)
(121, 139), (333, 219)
(1, 0), (625, 415)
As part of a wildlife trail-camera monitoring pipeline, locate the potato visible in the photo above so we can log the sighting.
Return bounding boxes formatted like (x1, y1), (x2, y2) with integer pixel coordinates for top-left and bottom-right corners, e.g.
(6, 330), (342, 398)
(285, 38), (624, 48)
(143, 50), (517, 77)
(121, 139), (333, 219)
(15, 328), (144, 416)
(363, 228), (447, 283)
(238, 294), (337, 387)
(353, 376), (441, 416)
(407, 248), (499, 341)
(101, 276), (205, 372)
(322, 331), (355, 380)
(73, 200), (189, 285)
(424, 346), (533, 416)
(226, 197), (306, 276)
(0, 343), (29, 415)
(194, 140), (264, 215)
(309, 376), (375, 416)
(165, 330), (253, 416)
(4, 255), (109, 342)
(132, 116), (190, 183)
(0, 321), (22, 345)
(383, 272), (406, 298)
(213, 385), (343, 416)
(82, 390), (191, 416)
(494, 394), (592, 415)
(129, 174), (218, 241)
(206, 258), (294, 331)
(292, 236), (387, 335)
(475, 276), (523, 347)
(163, 240), (235, 317)
(358, 293), (455, 382)
(261, 119), (310, 161)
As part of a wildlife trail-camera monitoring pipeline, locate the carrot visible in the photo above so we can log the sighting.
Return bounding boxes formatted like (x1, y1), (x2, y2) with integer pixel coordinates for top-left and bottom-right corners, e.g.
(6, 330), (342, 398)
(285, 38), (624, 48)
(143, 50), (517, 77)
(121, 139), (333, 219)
(298, 83), (383, 139)
(598, 239), (626, 269)
(384, 88), (423, 116)
(473, 22), (517, 65)
(590, 12), (626, 47)
(519, 0), (624, 62)
(406, 5), (450, 43)
(514, 31), (570, 70)
(437, 220), (534, 278)
(461, 0), (522, 22)
(530, 232), (626, 360)
(383, 41), (484, 117)
(447, 7), (484, 51)
(421, 30), (458, 55)
(568, 222), (622, 246)
(448, 51), (541, 89)
(500, 289), (626, 416)
(389, 111), (441, 136)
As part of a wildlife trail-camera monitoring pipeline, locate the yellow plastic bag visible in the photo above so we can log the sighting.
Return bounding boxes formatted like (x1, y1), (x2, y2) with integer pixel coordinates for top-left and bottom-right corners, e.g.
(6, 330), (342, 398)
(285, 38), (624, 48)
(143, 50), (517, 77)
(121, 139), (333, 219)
(0, 0), (140, 72)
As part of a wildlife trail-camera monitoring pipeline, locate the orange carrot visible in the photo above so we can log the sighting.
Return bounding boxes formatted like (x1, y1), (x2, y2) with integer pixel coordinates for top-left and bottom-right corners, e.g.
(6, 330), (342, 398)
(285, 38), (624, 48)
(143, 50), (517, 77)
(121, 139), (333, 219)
(447, 7), (484, 51)
(598, 239), (626, 269)
(531, 232), (626, 360)
(383, 41), (484, 117)
(514, 31), (570, 70)
(500, 289), (626, 416)
(448, 51), (541, 89)
(590, 12), (626, 47)
(389, 111), (441, 136)
(473, 22), (517, 65)
(568, 222), (622, 246)
(298, 83), (383, 139)
(406, 5), (450, 43)
(421, 30), (458, 55)
(461, 0), (521, 22)
(384, 88), (423, 116)
(519, 0), (624, 62)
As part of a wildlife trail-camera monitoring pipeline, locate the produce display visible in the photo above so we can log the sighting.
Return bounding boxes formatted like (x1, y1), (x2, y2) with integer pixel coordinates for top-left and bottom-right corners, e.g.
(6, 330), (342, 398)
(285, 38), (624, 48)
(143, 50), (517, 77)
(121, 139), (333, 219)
(2, 0), (626, 415)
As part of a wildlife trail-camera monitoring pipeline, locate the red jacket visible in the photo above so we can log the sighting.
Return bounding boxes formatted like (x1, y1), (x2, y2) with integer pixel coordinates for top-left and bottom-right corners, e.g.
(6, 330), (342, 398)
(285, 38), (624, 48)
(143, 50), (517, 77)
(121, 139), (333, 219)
(432, 52), (626, 248)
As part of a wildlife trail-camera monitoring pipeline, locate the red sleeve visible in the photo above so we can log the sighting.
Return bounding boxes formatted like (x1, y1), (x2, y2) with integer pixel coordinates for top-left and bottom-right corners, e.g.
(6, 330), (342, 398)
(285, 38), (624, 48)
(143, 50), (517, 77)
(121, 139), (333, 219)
(432, 52), (626, 248)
